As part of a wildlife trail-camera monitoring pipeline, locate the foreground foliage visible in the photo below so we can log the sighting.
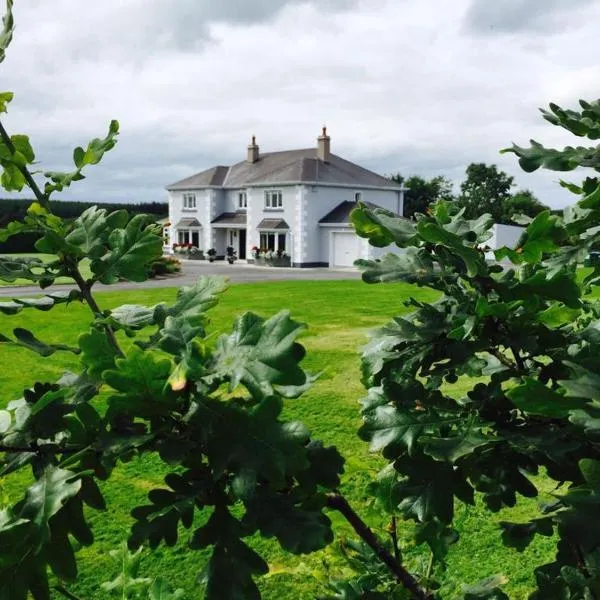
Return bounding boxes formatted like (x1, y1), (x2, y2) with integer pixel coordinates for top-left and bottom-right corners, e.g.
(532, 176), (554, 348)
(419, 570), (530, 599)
(2, 0), (600, 596)
(350, 97), (600, 598)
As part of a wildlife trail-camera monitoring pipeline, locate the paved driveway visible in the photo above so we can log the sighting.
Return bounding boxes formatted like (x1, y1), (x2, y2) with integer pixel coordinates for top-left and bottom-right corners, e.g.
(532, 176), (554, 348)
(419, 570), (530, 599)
(0, 260), (361, 297)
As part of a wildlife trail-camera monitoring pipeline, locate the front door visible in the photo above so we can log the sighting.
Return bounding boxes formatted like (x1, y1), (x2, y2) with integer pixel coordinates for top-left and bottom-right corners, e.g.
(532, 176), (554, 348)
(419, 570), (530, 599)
(239, 229), (247, 259)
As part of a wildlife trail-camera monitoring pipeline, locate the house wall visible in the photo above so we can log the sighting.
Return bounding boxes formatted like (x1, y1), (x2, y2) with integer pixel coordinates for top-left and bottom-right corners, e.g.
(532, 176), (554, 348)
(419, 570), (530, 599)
(168, 189), (211, 252)
(168, 184), (404, 266)
(305, 186), (402, 266)
(246, 185), (299, 260)
(487, 223), (524, 250)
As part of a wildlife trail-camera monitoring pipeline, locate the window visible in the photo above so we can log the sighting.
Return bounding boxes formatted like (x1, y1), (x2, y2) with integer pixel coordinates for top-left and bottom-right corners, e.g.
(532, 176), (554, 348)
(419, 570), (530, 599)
(354, 191), (362, 202)
(259, 232), (286, 252)
(183, 193), (196, 209)
(238, 191), (247, 209)
(177, 229), (200, 247)
(265, 190), (283, 209)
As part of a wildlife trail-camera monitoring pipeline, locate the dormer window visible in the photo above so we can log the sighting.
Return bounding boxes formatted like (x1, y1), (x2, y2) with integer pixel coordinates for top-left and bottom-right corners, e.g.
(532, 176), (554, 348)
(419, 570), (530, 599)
(183, 193), (196, 209)
(238, 191), (247, 209)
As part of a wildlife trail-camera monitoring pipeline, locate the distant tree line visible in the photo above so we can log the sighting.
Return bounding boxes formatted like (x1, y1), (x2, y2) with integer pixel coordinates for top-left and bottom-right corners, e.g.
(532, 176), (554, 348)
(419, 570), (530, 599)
(0, 199), (167, 253)
(392, 162), (550, 224)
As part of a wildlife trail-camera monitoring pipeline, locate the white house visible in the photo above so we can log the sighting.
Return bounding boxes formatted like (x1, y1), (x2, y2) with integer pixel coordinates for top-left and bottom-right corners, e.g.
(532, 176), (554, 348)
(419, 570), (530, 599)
(166, 128), (404, 267)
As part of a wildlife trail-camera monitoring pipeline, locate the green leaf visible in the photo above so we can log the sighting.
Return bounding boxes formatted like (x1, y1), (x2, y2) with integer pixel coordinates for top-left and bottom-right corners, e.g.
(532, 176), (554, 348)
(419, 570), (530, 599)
(104, 348), (177, 420)
(110, 304), (156, 329)
(0, 255), (58, 285)
(212, 311), (307, 399)
(65, 205), (128, 259)
(0, 90), (13, 112)
(0, 409), (10, 433)
(0, 290), (81, 316)
(100, 542), (151, 596)
(43, 121), (120, 197)
(79, 328), (118, 377)
(417, 221), (486, 276)
(351, 204), (417, 247)
(91, 214), (163, 284)
(579, 459), (600, 491)
(244, 491), (333, 554)
(462, 574), (509, 600)
(536, 304), (580, 327)
(506, 378), (586, 418)
(199, 396), (310, 489)
(356, 247), (443, 286)
(0, 327), (80, 357)
(193, 507), (267, 600)
(421, 422), (493, 463)
(165, 276), (228, 324)
(359, 404), (431, 455)
(148, 578), (185, 600)
(19, 466), (81, 545)
(0, 0), (14, 64)
(9, 134), (35, 166)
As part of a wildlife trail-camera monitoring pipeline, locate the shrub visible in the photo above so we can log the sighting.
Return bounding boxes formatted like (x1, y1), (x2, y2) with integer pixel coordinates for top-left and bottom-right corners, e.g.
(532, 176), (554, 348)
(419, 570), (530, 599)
(149, 255), (181, 277)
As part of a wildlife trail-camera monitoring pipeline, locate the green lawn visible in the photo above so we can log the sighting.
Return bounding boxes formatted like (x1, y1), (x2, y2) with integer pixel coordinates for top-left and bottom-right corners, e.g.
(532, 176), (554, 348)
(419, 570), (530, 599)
(0, 253), (93, 286)
(0, 280), (557, 599)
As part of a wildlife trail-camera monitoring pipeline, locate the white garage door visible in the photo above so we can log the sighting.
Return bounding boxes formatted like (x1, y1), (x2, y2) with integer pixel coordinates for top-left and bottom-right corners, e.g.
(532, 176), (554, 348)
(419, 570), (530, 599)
(332, 231), (359, 267)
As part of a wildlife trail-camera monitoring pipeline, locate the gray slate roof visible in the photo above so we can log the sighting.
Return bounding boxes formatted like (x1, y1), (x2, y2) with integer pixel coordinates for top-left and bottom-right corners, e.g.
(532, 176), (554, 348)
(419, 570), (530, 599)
(257, 218), (290, 230)
(167, 149), (399, 191)
(319, 201), (387, 224)
(169, 166), (229, 189)
(176, 217), (202, 227)
(211, 212), (248, 226)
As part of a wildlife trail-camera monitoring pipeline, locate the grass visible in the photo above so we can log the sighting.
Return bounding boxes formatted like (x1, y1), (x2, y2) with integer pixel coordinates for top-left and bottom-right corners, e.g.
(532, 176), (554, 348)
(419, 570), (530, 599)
(0, 253), (92, 286)
(0, 280), (557, 599)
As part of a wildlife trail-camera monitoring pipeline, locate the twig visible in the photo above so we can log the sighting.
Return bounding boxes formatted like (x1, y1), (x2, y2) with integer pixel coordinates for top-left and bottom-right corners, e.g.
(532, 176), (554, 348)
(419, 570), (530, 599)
(0, 120), (49, 208)
(53, 585), (85, 600)
(0, 443), (83, 454)
(389, 516), (401, 563)
(489, 348), (516, 370)
(325, 493), (432, 600)
(69, 263), (124, 358)
(510, 346), (525, 372)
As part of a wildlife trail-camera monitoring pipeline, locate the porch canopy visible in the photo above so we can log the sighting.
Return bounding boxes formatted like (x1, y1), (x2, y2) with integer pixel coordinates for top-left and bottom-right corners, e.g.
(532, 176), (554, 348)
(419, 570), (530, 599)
(257, 218), (289, 230)
(211, 212), (247, 228)
(176, 217), (202, 227)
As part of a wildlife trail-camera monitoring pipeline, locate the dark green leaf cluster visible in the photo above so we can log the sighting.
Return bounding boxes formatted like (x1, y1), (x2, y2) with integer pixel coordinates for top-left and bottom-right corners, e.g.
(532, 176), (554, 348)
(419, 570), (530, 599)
(0, 10), (345, 596)
(353, 97), (600, 599)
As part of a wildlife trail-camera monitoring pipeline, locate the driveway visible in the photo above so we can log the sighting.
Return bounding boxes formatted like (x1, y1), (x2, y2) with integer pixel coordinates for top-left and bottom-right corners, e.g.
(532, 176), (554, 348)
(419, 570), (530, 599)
(0, 260), (361, 297)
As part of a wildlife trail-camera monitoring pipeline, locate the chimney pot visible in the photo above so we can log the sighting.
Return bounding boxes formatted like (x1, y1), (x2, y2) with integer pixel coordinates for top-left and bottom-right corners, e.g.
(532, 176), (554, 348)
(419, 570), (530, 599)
(317, 126), (331, 163)
(247, 135), (259, 163)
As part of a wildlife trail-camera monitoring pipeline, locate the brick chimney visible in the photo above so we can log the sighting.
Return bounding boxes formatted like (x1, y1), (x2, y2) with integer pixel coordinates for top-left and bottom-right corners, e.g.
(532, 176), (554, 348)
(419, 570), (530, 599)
(247, 135), (259, 163)
(317, 126), (330, 163)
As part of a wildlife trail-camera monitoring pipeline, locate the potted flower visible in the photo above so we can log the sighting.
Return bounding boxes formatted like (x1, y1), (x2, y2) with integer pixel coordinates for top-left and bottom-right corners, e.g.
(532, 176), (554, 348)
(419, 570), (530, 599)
(226, 246), (237, 265)
(207, 247), (217, 262)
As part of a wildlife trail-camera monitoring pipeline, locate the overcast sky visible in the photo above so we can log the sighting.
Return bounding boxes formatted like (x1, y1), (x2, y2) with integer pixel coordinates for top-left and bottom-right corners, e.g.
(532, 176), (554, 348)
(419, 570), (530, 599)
(1, 0), (599, 208)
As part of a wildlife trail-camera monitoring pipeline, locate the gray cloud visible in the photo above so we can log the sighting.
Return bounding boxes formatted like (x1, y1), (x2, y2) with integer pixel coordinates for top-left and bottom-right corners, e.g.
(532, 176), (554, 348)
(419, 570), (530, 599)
(0, 0), (598, 209)
(463, 0), (596, 34)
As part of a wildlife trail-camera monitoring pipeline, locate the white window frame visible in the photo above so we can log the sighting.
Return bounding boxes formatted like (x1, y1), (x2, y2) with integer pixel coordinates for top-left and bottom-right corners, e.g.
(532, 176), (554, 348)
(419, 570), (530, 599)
(264, 190), (283, 209)
(354, 191), (362, 202)
(238, 191), (247, 209)
(183, 193), (196, 209)
(259, 231), (287, 252)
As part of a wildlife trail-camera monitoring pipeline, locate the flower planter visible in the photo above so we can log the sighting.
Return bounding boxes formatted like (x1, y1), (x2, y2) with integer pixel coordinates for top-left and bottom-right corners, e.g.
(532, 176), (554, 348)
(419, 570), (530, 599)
(270, 257), (291, 267)
(252, 256), (291, 267)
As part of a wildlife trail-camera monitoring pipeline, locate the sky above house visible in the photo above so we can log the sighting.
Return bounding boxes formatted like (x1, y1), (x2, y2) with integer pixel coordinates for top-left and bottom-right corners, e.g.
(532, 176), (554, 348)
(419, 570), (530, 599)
(1, 0), (598, 208)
